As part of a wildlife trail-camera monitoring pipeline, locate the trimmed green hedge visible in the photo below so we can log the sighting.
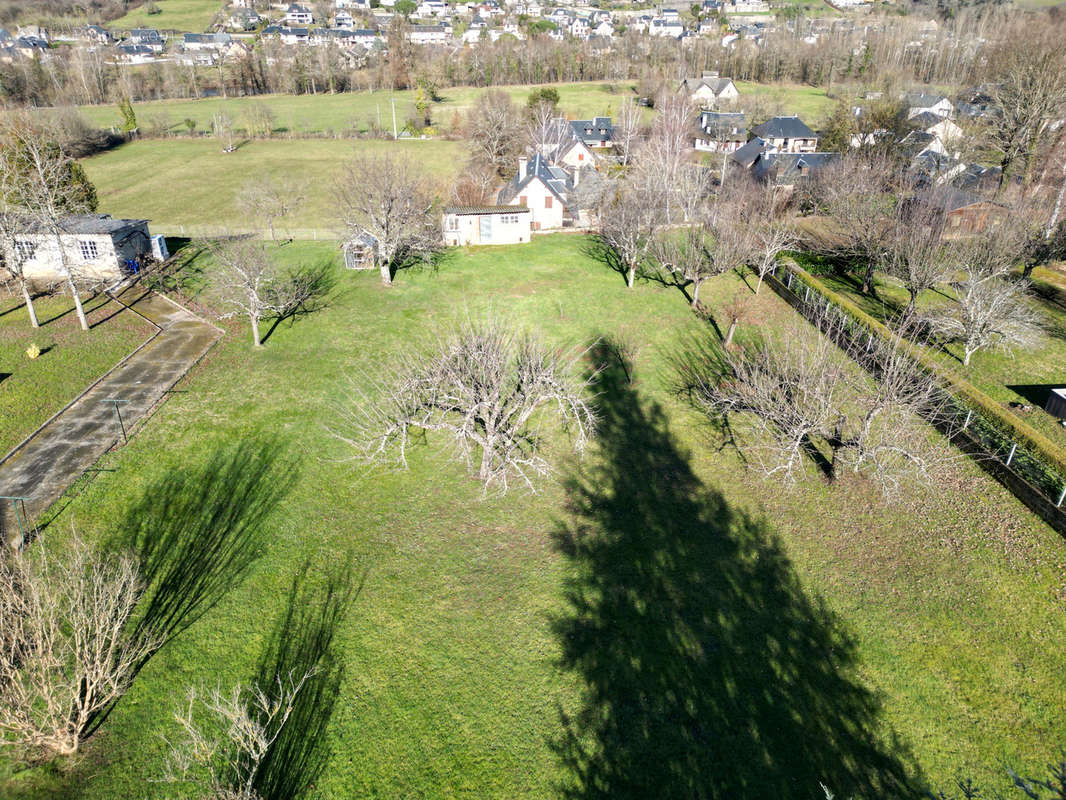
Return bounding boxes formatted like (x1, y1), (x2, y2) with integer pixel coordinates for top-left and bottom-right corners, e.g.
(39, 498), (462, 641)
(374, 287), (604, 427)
(778, 261), (1066, 495)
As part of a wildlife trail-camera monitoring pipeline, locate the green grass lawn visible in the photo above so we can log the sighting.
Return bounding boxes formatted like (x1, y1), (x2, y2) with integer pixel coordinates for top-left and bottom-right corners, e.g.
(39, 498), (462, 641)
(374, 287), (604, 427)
(1, 235), (1064, 798)
(111, 0), (223, 32)
(77, 82), (641, 137)
(76, 80), (835, 137)
(0, 292), (156, 456)
(811, 267), (1066, 452)
(80, 138), (466, 233)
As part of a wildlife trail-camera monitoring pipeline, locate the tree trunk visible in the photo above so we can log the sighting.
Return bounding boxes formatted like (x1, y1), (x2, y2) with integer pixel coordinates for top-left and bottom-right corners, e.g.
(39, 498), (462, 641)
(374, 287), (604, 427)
(251, 313), (261, 347)
(861, 262), (876, 295)
(269, 219), (277, 246)
(691, 280), (700, 308)
(723, 317), (738, 347)
(626, 265), (635, 289)
(21, 281), (39, 328)
(755, 273), (763, 295)
(1046, 166), (1066, 239)
(962, 348), (972, 366)
(379, 259), (392, 286)
(68, 278), (88, 331)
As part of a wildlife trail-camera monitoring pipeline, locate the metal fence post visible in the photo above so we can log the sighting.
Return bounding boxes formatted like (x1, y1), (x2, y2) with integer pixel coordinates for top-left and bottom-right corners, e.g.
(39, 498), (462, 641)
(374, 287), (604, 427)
(1005, 442), (1017, 467)
(963, 409), (972, 429)
(1057, 485), (1066, 508)
(804, 286), (810, 304)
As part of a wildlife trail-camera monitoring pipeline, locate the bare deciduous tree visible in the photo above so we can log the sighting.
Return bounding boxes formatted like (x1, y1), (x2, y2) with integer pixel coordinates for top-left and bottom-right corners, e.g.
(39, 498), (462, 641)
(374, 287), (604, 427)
(879, 192), (953, 315)
(923, 248), (1042, 366)
(597, 175), (664, 289)
(0, 533), (158, 760)
(451, 162), (499, 207)
(613, 97), (642, 167)
(526, 103), (569, 158)
(212, 111), (237, 153)
(206, 235), (317, 347)
(809, 153), (901, 295)
(236, 176), (306, 245)
(0, 113), (98, 331)
(335, 153), (440, 286)
(982, 31), (1066, 190)
(466, 89), (523, 175)
(161, 670), (314, 800)
(682, 313), (956, 495)
(738, 180), (797, 295)
(333, 318), (596, 493)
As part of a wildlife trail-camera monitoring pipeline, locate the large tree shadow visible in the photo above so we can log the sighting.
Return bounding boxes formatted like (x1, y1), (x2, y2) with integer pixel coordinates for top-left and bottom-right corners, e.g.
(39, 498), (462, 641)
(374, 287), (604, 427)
(107, 439), (292, 662)
(248, 557), (361, 800)
(551, 342), (923, 800)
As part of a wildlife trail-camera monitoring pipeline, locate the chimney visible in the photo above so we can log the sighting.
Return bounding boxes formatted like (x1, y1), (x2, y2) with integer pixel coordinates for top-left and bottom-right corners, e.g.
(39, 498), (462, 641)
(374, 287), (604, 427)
(518, 156), (528, 178)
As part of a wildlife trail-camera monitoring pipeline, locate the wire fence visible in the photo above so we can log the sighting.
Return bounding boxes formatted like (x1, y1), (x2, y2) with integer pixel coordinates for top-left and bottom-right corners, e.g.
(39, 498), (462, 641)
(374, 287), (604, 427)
(766, 261), (1066, 533)
(160, 225), (343, 242)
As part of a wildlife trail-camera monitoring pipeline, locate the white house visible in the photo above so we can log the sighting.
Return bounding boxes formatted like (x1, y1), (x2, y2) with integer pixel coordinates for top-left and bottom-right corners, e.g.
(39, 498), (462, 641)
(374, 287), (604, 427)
(497, 154), (572, 230)
(749, 116), (818, 153)
(1, 214), (154, 285)
(442, 206), (532, 246)
(408, 23), (450, 43)
(694, 111), (746, 152)
(679, 72), (739, 107)
(904, 92), (955, 120)
(285, 3), (314, 25)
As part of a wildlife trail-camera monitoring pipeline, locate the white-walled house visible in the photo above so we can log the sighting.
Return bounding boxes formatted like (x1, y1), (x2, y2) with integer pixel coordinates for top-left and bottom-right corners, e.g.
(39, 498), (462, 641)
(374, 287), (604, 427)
(442, 206), (532, 246)
(679, 72), (739, 107)
(749, 116), (818, 153)
(497, 154), (572, 230)
(1, 214), (154, 285)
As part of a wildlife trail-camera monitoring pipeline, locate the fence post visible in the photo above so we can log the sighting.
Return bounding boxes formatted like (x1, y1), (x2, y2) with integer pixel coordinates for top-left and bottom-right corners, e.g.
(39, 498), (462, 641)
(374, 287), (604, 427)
(1005, 442), (1017, 467)
(963, 409), (972, 429)
(804, 286), (810, 304)
(1057, 485), (1066, 508)
(785, 271), (793, 289)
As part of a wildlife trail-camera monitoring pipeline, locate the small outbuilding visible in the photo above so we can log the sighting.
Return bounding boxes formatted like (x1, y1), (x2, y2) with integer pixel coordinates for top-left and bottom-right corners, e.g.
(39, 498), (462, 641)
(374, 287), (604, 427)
(0, 213), (152, 286)
(1045, 388), (1066, 420)
(443, 206), (532, 246)
(342, 231), (379, 269)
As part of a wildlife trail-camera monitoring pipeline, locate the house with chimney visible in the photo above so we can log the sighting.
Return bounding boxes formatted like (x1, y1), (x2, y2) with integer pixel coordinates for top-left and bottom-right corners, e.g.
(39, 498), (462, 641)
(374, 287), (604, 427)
(496, 154), (601, 230)
(679, 72), (739, 107)
(694, 111), (746, 152)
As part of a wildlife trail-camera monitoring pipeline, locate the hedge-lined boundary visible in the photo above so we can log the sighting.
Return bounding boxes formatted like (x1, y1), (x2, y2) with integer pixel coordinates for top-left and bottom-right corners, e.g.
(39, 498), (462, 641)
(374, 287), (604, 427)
(767, 260), (1066, 519)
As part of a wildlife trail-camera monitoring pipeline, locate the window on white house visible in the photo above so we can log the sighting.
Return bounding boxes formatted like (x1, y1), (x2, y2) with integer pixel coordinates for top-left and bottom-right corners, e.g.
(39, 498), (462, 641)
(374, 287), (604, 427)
(447, 216), (459, 231)
(79, 239), (99, 260)
(13, 239), (35, 263)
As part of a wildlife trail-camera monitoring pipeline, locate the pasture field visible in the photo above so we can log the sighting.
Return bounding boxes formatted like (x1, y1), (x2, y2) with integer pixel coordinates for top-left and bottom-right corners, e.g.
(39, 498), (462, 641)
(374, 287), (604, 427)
(75, 80), (835, 136)
(1, 235), (1064, 799)
(111, 0), (224, 33)
(80, 138), (467, 232)
(0, 293), (155, 456)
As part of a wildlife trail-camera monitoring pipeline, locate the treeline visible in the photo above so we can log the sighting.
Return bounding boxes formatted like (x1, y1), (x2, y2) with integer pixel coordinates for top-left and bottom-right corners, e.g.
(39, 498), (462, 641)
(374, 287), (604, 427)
(0, 6), (1059, 108)
(0, 0), (147, 27)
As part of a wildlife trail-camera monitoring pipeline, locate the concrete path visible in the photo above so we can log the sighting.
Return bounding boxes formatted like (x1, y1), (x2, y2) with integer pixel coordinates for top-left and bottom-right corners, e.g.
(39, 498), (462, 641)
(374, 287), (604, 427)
(0, 285), (222, 536)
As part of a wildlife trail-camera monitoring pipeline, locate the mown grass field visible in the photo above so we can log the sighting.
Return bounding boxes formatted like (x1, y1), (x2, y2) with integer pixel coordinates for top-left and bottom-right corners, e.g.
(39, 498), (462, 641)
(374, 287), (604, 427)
(76, 80), (835, 136)
(812, 267), (1066, 452)
(111, 0), (223, 33)
(0, 293), (155, 456)
(80, 138), (466, 232)
(1, 235), (1064, 799)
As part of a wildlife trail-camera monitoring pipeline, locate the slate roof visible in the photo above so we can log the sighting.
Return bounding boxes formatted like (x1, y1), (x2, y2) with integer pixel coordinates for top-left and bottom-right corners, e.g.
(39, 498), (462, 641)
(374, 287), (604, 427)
(699, 110), (746, 140)
(569, 117), (612, 145)
(683, 76), (733, 95)
(750, 116), (815, 140)
(497, 153), (573, 208)
(731, 136), (772, 168)
(1, 213), (148, 235)
(909, 110), (949, 128)
(753, 152), (838, 183)
(904, 91), (949, 108)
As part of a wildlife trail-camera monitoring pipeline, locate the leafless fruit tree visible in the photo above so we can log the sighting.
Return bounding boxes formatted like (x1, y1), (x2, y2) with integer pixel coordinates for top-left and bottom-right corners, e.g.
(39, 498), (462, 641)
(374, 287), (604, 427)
(597, 175), (664, 289)
(0, 112), (98, 331)
(738, 180), (797, 295)
(212, 111), (238, 153)
(466, 89), (523, 175)
(651, 198), (754, 312)
(808, 152), (902, 295)
(878, 191), (954, 315)
(161, 670), (315, 800)
(236, 176), (306, 245)
(451, 162), (499, 207)
(205, 235), (318, 347)
(333, 318), (597, 493)
(922, 250), (1043, 367)
(0, 534), (159, 760)
(681, 313), (956, 495)
(335, 153), (440, 286)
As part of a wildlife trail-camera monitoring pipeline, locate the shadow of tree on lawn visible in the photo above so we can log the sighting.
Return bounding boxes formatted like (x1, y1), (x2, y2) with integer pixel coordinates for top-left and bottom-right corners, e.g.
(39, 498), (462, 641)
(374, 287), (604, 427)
(551, 341), (922, 800)
(249, 556), (361, 800)
(109, 439), (292, 659)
